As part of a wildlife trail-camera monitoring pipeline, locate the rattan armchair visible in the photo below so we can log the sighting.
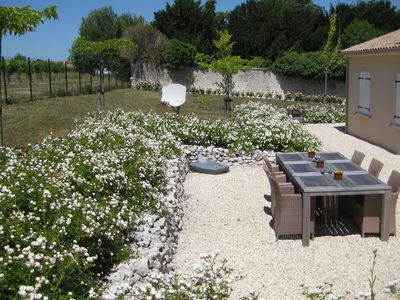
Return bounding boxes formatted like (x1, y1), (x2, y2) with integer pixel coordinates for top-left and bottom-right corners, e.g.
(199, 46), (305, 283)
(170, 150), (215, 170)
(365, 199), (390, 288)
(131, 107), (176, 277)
(263, 156), (282, 173)
(368, 158), (384, 178)
(351, 150), (366, 166)
(268, 174), (315, 240)
(354, 170), (400, 237)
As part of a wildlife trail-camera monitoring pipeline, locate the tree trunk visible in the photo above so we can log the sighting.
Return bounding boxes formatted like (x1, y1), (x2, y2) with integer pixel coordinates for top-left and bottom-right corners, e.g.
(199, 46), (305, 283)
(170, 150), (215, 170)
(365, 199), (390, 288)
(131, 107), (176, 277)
(0, 35), (3, 147)
(98, 67), (105, 111)
(324, 66), (328, 104)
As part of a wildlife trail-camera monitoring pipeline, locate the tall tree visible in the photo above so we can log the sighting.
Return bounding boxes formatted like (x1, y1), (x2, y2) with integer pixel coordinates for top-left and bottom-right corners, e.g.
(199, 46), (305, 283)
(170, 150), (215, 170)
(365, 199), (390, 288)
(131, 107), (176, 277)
(342, 19), (383, 49)
(154, 0), (221, 54)
(320, 12), (343, 101)
(79, 6), (120, 41)
(70, 38), (135, 110)
(228, 0), (328, 59)
(0, 5), (58, 146)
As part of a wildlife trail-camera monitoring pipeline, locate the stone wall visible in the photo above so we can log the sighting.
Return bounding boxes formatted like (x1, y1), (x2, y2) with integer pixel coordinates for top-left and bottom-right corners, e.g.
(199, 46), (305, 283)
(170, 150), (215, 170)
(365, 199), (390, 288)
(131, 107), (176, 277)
(130, 64), (346, 97)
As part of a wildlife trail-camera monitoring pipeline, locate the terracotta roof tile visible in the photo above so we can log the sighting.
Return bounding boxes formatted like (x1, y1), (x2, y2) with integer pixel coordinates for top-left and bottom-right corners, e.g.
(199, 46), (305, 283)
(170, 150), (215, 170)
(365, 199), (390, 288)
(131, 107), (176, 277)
(341, 28), (400, 54)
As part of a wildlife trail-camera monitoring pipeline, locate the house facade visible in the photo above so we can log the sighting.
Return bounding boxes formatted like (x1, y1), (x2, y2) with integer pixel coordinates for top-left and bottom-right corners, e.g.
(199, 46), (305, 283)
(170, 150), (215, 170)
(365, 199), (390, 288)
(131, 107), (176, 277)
(342, 29), (400, 154)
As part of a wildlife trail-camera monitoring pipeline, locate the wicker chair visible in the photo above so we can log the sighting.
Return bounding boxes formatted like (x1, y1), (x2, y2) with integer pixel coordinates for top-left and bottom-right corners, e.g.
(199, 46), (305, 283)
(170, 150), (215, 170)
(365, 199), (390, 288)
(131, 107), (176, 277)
(354, 170), (400, 237)
(268, 174), (315, 240)
(351, 150), (366, 166)
(368, 158), (384, 178)
(263, 165), (293, 216)
(263, 156), (282, 173)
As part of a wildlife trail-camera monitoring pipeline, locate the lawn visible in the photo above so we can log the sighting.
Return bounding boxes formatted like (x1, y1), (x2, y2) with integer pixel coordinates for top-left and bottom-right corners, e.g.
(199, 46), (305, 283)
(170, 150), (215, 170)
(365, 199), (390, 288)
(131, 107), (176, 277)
(2, 88), (299, 148)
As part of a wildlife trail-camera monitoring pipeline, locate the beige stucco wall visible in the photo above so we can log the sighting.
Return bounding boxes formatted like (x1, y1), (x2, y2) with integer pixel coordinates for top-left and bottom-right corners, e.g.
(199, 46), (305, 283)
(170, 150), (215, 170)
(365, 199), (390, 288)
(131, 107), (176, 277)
(346, 54), (400, 154)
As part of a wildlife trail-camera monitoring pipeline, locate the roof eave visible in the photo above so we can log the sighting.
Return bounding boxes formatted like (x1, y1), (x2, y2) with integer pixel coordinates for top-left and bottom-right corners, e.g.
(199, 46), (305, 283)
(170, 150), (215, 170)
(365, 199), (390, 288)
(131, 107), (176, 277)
(342, 48), (400, 58)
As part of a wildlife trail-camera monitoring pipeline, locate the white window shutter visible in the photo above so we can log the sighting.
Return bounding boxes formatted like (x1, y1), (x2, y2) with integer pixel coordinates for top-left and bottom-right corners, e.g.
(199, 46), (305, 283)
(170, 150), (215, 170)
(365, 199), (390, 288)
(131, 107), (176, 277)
(359, 72), (371, 115)
(395, 74), (400, 125)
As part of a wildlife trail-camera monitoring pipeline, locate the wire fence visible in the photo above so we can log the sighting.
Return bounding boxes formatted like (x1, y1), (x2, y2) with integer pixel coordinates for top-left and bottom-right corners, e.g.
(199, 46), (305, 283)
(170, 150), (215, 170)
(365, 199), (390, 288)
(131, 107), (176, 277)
(0, 56), (130, 104)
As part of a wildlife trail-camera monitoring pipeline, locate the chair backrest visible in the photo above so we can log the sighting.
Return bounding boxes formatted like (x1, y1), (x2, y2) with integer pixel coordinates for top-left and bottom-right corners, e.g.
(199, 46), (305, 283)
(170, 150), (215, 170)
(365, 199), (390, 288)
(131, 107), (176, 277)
(387, 170), (400, 193)
(161, 84), (187, 107)
(368, 158), (384, 177)
(351, 150), (366, 166)
(264, 158), (275, 172)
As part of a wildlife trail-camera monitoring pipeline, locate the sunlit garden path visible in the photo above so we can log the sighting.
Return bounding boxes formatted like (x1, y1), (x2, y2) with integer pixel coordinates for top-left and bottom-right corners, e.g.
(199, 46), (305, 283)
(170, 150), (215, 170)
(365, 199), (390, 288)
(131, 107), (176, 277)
(173, 124), (400, 299)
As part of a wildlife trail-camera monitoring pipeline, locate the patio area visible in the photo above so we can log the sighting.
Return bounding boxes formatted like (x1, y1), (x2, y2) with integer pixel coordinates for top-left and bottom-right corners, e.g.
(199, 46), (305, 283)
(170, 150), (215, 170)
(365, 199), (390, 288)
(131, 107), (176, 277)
(173, 123), (400, 299)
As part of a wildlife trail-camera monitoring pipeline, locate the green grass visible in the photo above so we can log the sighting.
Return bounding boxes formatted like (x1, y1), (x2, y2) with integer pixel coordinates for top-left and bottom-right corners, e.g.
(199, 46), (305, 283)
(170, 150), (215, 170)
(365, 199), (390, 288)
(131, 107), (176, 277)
(2, 88), (300, 148)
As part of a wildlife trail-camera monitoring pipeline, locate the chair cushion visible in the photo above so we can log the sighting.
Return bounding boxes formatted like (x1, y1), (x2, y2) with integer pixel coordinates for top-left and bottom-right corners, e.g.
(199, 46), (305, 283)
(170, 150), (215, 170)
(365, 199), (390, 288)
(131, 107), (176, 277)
(190, 160), (229, 175)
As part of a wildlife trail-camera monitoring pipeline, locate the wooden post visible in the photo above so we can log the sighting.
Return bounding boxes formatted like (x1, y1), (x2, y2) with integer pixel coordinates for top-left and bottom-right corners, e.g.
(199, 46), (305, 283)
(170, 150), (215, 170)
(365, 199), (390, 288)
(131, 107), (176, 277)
(108, 71), (111, 91)
(1, 57), (7, 104)
(78, 72), (81, 94)
(47, 59), (52, 97)
(64, 61), (68, 94)
(115, 73), (118, 88)
(90, 74), (93, 93)
(28, 58), (33, 101)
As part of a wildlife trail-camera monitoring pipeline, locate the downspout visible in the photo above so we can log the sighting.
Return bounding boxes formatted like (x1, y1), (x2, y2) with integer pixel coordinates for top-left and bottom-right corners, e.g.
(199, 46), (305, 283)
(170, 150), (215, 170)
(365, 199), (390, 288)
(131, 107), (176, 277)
(345, 57), (350, 134)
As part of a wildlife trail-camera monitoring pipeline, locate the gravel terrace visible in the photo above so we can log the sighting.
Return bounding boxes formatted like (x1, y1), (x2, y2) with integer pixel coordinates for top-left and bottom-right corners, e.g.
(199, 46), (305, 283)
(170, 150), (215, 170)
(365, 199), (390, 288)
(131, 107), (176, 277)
(172, 123), (400, 299)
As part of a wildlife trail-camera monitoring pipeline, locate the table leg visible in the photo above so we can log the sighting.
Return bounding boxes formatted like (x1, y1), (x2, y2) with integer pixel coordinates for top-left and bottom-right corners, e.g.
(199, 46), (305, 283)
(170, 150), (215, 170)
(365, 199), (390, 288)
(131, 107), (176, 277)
(380, 191), (391, 241)
(333, 196), (339, 224)
(302, 193), (311, 247)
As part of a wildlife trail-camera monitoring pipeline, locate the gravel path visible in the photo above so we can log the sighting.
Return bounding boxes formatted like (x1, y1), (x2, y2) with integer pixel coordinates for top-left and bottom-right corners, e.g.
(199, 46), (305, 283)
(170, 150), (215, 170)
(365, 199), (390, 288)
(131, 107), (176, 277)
(173, 123), (400, 299)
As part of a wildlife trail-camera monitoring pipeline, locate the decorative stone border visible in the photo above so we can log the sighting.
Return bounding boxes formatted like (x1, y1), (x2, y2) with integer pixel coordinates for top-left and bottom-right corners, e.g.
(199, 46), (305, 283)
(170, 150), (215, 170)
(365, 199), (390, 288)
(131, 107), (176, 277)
(102, 147), (275, 299)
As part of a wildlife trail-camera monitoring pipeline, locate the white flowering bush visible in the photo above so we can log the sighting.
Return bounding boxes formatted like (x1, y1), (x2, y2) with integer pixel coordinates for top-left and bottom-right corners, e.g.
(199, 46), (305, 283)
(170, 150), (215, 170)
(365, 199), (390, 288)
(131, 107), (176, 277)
(286, 103), (345, 123)
(132, 251), (243, 299)
(0, 110), (181, 298)
(285, 92), (345, 105)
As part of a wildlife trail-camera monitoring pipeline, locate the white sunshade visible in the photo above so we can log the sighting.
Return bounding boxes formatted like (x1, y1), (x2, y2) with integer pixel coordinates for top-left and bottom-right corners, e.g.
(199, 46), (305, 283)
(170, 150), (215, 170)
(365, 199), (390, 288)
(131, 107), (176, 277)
(161, 84), (187, 107)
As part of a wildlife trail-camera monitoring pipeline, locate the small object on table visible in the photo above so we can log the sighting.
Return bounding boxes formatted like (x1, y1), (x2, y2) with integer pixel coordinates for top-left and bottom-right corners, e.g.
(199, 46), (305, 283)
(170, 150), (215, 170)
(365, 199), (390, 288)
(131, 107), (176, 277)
(333, 170), (343, 180)
(315, 159), (325, 168)
(308, 149), (316, 158)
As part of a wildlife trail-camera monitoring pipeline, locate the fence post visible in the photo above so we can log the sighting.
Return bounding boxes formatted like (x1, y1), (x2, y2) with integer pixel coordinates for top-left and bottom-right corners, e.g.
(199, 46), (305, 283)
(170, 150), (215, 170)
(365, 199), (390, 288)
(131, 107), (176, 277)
(108, 71), (110, 91)
(47, 59), (52, 97)
(78, 72), (81, 94)
(28, 58), (33, 101)
(115, 73), (118, 88)
(64, 61), (68, 94)
(90, 74), (93, 92)
(2, 57), (8, 104)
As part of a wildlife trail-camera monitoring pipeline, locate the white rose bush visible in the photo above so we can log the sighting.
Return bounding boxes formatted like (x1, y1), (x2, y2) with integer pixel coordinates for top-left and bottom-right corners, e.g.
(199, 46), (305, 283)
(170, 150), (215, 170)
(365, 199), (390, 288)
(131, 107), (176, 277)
(0, 103), (321, 298)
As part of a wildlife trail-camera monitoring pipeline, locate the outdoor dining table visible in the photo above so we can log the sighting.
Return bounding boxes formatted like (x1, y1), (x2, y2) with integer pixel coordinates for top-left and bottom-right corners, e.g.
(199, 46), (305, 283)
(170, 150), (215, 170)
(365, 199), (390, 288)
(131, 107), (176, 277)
(275, 151), (392, 247)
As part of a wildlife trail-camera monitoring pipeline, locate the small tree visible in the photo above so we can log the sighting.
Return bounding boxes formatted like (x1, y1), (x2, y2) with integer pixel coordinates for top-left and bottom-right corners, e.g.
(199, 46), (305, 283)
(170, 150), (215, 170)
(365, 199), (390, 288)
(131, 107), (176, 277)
(320, 12), (343, 102)
(70, 38), (135, 110)
(0, 5), (58, 146)
(200, 30), (249, 119)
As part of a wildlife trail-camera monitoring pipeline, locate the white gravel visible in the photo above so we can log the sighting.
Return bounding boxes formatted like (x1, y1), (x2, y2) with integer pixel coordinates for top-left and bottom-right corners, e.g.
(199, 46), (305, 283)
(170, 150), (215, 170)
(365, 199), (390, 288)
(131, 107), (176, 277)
(173, 123), (400, 299)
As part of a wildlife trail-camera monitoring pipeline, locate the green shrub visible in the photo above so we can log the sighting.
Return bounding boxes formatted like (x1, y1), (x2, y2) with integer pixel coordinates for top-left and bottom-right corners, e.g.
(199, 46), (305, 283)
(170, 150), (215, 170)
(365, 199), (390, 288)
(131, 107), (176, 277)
(271, 51), (345, 80)
(161, 39), (196, 70)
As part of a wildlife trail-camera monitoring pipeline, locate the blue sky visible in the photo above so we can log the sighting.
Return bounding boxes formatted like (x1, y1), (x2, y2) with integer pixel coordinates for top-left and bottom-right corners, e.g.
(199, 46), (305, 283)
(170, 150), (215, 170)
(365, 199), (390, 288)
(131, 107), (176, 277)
(2, 0), (395, 61)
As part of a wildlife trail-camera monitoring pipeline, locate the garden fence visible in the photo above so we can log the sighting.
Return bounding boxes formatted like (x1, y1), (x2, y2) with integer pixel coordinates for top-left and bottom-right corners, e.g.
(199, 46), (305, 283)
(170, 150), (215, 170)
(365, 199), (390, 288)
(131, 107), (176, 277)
(0, 56), (129, 104)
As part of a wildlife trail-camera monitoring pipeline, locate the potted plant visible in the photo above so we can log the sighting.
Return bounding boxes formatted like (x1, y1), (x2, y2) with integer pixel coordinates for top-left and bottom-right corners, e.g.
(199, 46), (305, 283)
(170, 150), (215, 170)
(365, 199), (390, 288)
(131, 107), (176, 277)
(334, 169), (343, 180)
(308, 149), (316, 158)
(315, 158), (325, 168)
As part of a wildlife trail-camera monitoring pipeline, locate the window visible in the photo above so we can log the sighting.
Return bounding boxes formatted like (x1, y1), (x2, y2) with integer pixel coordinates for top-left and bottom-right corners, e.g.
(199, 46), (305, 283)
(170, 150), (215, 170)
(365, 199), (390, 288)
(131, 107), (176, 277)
(358, 72), (371, 116)
(395, 74), (400, 126)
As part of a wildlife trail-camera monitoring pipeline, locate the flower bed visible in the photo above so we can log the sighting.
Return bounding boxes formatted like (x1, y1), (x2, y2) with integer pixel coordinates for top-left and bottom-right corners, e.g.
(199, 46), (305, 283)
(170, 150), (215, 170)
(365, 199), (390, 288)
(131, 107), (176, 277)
(286, 103), (345, 123)
(0, 104), (320, 298)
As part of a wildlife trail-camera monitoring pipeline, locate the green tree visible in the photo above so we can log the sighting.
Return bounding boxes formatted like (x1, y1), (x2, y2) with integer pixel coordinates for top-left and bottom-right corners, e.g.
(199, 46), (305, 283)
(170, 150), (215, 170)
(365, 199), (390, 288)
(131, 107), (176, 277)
(320, 12), (343, 101)
(70, 38), (135, 110)
(199, 30), (249, 119)
(0, 5), (58, 146)
(154, 0), (222, 54)
(342, 19), (383, 49)
(161, 39), (196, 70)
(122, 23), (169, 78)
(228, 0), (328, 59)
(79, 6), (120, 41)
